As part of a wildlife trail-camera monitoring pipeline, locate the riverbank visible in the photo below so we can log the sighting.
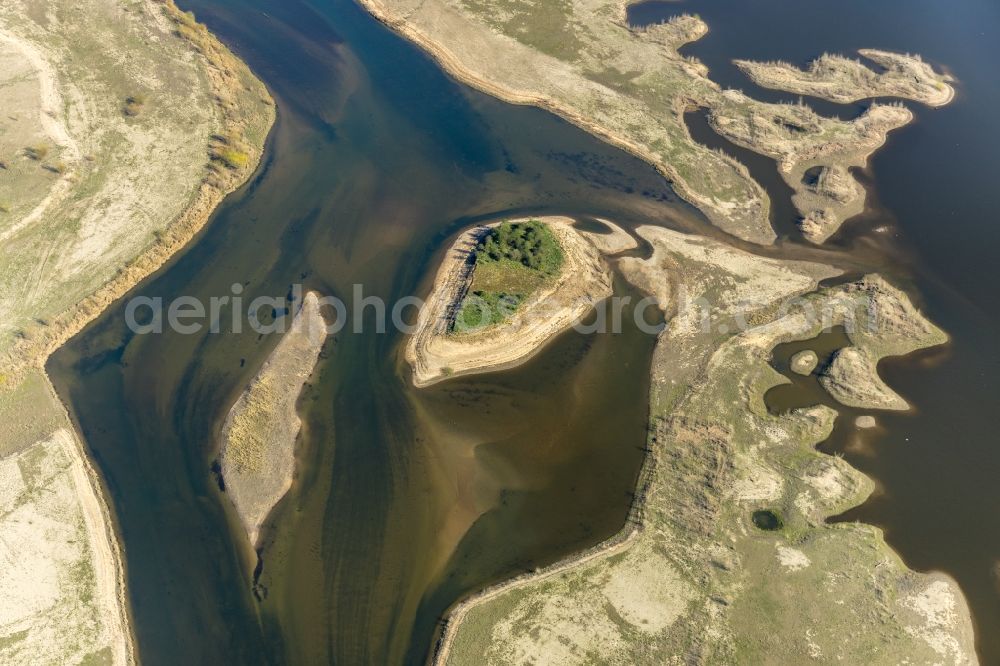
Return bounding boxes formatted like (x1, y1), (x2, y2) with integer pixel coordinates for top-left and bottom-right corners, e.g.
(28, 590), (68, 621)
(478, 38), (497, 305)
(0, 0), (274, 378)
(0, 0), (274, 660)
(0, 379), (133, 664)
(406, 216), (614, 387)
(220, 293), (328, 548)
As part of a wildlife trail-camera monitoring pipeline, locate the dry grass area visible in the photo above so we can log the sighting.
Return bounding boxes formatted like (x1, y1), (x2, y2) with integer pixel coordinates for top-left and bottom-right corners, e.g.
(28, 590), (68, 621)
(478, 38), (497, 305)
(220, 293), (328, 548)
(437, 230), (975, 665)
(0, 0), (274, 662)
(0, 0), (274, 376)
(406, 217), (616, 387)
(736, 50), (956, 107)
(357, 0), (932, 245)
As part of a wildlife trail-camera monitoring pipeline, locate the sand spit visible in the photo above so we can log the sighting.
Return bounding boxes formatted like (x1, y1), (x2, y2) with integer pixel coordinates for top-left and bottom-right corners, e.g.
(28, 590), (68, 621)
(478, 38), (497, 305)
(818, 275), (948, 411)
(435, 229), (975, 665)
(736, 49), (956, 107)
(706, 98), (914, 244)
(220, 293), (328, 548)
(406, 216), (614, 387)
(577, 218), (638, 255)
(821, 346), (908, 410)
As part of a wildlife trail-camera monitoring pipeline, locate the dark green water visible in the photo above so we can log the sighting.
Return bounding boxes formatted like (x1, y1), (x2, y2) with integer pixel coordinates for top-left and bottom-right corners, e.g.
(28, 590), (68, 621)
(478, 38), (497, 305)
(48, 0), (1000, 663)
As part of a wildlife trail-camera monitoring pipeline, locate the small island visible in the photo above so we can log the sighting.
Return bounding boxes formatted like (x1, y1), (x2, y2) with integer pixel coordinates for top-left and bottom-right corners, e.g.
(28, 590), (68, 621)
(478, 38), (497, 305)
(219, 292), (328, 548)
(406, 216), (615, 387)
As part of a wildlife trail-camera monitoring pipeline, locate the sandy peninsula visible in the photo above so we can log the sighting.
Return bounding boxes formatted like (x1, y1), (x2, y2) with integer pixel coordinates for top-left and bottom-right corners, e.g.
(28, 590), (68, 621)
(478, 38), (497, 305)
(0, 0), (274, 661)
(357, 3), (977, 658)
(406, 216), (616, 387)
(220, 293), (328, 548)
(736, 50), (956, 107)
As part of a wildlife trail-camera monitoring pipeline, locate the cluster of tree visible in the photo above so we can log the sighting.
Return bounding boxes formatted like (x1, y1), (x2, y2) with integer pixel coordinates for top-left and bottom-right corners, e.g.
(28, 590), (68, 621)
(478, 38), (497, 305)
(475, 221), (563, 274)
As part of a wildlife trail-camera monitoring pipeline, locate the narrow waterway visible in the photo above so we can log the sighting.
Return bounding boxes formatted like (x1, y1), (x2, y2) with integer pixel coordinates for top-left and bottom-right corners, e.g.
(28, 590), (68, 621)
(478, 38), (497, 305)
(48, 0), (1000, 663)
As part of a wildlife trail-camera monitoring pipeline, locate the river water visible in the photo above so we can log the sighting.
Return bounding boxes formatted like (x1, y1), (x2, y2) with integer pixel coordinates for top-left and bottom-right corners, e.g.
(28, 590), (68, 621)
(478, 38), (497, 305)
(49, 0), (1000, 663)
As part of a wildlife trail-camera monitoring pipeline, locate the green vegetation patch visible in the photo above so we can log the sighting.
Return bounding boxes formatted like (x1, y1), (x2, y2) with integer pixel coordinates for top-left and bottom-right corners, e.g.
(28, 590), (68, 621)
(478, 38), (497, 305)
(453, 291), (522, 331)
(452, 221), (564, 332)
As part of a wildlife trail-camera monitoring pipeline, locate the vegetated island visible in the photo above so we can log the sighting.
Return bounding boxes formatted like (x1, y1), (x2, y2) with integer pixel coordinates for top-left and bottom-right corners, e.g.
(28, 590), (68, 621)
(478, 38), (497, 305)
(735, 50), (956, 107)
(406, 216), (619, 387)
(357, 0), (937, 245)
(220, 293), (328, 548)
(0, 0), (274, 661)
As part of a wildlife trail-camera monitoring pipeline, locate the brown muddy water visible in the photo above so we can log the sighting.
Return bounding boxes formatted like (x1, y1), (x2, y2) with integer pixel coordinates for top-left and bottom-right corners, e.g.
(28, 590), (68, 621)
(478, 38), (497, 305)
(47, 0), (1000, 663)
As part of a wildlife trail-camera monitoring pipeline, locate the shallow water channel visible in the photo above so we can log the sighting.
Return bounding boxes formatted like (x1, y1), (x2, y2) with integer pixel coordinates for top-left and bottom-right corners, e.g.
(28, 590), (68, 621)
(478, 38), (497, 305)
(49, 0), (1000, 662)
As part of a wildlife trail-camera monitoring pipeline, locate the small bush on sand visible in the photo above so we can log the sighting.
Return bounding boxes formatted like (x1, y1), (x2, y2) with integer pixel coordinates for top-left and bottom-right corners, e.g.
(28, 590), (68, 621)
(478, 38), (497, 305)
(213, 147), (248, 169)
(25, 145), (48, 160)
(123, 94), (147, 116)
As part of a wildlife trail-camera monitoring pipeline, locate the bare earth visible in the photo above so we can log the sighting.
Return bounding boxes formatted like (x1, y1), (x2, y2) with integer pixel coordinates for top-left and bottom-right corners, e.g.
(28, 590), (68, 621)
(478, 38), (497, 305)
(220, 293), (328, 548)
(406, 216), (616, 387)
(361, 2), (977, 661)
(0, 0), (274, 662)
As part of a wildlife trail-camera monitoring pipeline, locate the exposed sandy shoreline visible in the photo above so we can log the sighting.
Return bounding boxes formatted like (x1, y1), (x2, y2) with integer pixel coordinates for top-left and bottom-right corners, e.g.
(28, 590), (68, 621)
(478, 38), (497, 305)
(406, 216), (615, 387)
(735, 49), (956, 108)
(355, 0), (774, 244)
(220, 292), (328, 548)
(48, 396), (134, 666)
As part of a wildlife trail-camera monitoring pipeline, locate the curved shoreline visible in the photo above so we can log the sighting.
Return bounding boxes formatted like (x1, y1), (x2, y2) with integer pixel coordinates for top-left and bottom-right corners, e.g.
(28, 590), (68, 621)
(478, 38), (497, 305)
(0, 2), (276, 661)
(4, 0), (276, 382)
(219, 292), (328, 549)
(44, 387), (136, 665)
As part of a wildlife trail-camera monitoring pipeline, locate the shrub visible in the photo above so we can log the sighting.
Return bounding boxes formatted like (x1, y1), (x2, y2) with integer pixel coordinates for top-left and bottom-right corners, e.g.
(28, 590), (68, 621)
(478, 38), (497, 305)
(0, 201), (10, 213)
(475, 220), (564, 275)
(452, 291), (522, 332)
(123, 94), (147, 116)
(25, 145), (48, 160)
(214, 147), (248, 169)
